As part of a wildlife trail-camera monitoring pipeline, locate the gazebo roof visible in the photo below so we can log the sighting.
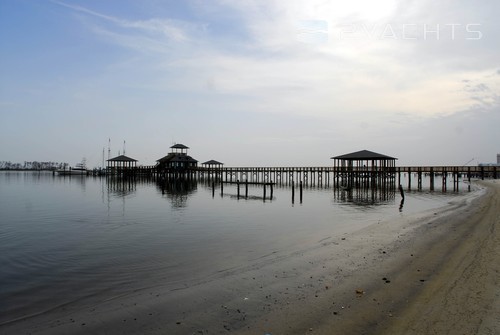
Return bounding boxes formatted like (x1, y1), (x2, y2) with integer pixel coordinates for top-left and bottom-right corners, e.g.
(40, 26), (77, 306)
(107, 155), (138, 162)
(202, 160), (224, 165)
(157, 153), (198, 163)
(170, 144), (189, 149)
(331, 150), (397, 161)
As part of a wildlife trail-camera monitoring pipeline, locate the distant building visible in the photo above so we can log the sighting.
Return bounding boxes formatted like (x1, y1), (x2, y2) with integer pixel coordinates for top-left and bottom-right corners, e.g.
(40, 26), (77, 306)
(478, 153), (500, 167)
(156, 144), (198, 172)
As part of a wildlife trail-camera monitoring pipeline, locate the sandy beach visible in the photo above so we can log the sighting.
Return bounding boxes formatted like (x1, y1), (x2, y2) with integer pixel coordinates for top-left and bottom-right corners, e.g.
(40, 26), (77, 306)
(2, 180), (499, 335)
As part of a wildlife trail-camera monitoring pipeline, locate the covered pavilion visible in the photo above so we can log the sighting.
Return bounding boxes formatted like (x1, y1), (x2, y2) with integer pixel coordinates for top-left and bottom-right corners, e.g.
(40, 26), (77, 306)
(331, 150), (397, 189)
(107, 155), (138, 175)
(202, 160), (224, 169)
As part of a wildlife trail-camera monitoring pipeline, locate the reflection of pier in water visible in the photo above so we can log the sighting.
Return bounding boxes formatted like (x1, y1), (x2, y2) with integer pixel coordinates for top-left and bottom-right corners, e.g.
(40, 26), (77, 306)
(157, 177), (197, 208)
(333, 186), (396, 206)
(106, 176), (138, 197)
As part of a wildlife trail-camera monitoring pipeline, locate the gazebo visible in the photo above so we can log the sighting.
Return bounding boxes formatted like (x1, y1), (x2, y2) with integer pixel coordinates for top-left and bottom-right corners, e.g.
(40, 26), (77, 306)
(107, 155), (138, 175)
(202, 160), (224, 179)
(156, 144), (198, 173)
(331, 150), (397, 189)
(170, 143), (189, 155)
(202, 160), (224, 169)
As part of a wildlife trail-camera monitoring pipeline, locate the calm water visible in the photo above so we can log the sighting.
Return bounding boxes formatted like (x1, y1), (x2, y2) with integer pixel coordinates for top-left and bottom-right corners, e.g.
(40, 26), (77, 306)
(0, 171), (467, 324)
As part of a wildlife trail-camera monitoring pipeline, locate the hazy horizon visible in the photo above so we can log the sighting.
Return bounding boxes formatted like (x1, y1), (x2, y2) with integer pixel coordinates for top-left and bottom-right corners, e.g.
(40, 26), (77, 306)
(1, 1), (499, 168)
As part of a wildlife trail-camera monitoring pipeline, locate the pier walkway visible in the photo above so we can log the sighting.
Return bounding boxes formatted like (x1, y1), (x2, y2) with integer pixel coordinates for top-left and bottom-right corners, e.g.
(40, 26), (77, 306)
(111, 165), (497, 191)
(193, 166), (498, 190)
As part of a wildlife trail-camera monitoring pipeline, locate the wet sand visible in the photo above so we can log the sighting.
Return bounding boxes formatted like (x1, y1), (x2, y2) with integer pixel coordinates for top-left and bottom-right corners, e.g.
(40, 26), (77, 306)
(2, 180), (499, 334)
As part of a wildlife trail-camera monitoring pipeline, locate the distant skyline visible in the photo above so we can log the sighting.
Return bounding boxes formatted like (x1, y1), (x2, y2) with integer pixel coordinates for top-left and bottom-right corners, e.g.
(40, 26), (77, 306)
(1, 0), (499, 168)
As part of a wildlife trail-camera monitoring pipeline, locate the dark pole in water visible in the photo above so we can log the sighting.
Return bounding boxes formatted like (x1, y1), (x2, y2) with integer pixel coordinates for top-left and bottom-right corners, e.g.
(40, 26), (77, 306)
(270, 182), (273, 200)
(263, 184), (266, 202)
(292, 181), (295, 204)
(221, 181), (224, 197)
(399, 184), (405, 212)
(212, 181), (215, 198)
(467, 167), (471, 192)
(237, 180), (240, 199)
(299, 181), (303, 203)
(245, 180), (248, 198)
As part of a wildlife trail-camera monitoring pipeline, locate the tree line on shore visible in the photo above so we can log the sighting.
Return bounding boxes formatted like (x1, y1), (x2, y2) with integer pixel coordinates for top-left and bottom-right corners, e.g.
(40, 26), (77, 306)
(0, 161), (69, 170)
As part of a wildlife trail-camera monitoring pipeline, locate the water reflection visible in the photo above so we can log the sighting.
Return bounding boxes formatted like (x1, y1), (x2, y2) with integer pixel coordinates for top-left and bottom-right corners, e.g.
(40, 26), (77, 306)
(106, 176), (138, 197)
(7, 173), (426, 211)
(333, 186), (396, 206)
(399, 199), (404, 212)
(156, 178), (198, 208)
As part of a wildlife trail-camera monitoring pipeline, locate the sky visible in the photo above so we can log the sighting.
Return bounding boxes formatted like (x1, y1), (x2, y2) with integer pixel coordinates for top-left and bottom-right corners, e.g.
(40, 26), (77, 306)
(1, 0), (499, 168)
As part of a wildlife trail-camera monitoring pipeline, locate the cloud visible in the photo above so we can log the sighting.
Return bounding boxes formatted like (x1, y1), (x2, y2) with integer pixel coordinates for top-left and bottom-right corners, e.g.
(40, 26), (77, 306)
(53, 0), (203, 47)
(53, 0), (500, 122)
(461, 71), (500, 108)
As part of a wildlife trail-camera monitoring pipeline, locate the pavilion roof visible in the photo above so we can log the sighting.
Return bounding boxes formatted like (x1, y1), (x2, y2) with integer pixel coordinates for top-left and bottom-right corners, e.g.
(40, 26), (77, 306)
(170, 144), (189, 149)
(157, 153), (198, 163)
(331, 150), (397, 161)
(107, 155), (138, 162)
(202, 160), (224, 165)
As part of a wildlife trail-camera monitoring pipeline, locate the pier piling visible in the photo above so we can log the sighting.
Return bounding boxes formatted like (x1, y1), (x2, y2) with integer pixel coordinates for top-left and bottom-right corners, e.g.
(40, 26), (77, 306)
(300, 181), (303, 203)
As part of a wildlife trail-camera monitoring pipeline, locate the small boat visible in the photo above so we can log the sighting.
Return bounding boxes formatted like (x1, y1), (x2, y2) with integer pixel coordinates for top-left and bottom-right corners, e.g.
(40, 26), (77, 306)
(57, 159), (88, 175)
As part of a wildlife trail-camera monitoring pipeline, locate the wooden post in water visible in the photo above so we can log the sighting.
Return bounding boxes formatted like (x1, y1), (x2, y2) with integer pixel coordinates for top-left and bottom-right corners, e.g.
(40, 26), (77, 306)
(442, 170), (447, 192)
(245, 180), (248, 198)
(237, 180), (240, 199)
(453, 171), (456, 192)
(300, 181), (303, 203)
(221, 180), (224, 197)
(430, 167), (434, 191)
(270, 182), (273, 200)
(454, 169), (459, 192)
(212, 181), (215, 198)
(407, 167), (412, 190)
(263, 184), (266, 202)
(292, 181), (295, 204)
(467, 167), (471, 192)
(417, 168), (422, 190)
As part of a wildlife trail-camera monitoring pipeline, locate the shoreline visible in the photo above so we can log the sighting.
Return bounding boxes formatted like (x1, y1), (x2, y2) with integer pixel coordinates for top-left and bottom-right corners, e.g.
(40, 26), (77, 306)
(2, 180), (498, 334)
(373, 179), (500, 335)
(253, 179), (499, 335)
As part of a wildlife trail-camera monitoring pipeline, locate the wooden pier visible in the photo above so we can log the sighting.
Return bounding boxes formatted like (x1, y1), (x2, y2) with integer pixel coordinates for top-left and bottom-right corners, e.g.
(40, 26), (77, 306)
(101, 147), (497, 192)
(211, 180), (276, 201)
(110, 164), (497, 192)
(197, 165), (496, 188)
(198, 166), (334, 186)
(395, 166), (497, 191)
